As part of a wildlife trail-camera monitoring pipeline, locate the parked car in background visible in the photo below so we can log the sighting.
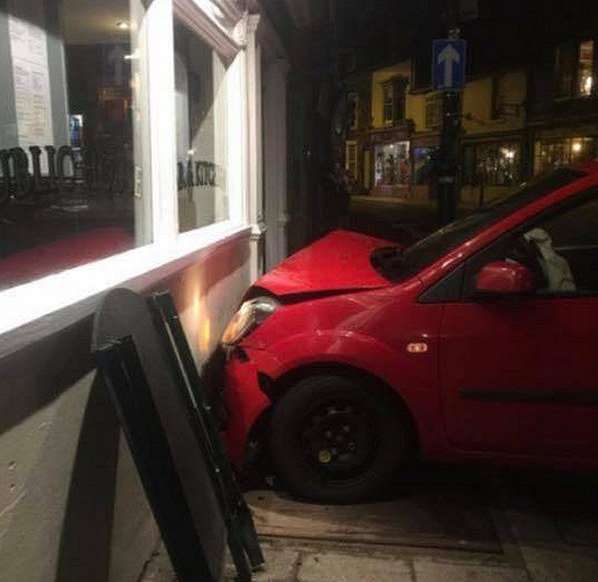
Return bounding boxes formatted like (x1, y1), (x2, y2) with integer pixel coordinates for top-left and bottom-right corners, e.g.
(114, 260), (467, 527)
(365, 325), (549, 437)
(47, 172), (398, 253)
(219, 162), (598, 503)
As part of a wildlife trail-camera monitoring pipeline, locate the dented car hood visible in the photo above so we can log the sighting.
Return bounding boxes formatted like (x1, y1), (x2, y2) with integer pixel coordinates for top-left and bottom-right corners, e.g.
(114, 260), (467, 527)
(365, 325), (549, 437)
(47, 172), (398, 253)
(256, 230), (393, 297)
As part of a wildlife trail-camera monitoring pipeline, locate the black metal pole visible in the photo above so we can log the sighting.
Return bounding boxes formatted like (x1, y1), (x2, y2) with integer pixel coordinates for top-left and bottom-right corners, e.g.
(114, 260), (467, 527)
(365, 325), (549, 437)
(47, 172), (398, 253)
(437, 3), (462, 226)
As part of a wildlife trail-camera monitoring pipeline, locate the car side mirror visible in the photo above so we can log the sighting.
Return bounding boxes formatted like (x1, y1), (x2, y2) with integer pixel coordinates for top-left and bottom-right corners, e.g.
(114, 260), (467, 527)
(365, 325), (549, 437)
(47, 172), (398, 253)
(475, 260), (535, 296)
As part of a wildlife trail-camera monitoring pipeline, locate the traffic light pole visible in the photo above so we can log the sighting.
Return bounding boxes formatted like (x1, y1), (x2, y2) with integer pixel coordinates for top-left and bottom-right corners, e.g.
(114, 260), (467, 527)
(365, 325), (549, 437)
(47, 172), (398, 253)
(437, 28), (462, 226)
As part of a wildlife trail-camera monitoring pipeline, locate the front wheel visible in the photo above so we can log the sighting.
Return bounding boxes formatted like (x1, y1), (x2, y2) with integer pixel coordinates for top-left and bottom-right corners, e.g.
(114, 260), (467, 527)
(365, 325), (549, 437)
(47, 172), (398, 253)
(269, 375), (409, 504)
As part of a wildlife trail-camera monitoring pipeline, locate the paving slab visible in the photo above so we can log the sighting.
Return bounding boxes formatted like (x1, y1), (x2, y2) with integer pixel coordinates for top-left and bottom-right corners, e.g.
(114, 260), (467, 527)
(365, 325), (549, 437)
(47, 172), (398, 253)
(224, 544), (301, 582)
(297, 551), (413, 582)
(413, 559), (528, 582)
(519, 546), (598, 582)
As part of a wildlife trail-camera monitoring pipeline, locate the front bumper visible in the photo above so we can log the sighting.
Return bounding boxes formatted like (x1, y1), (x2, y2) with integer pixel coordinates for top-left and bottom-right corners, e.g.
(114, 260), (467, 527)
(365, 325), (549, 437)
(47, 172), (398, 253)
(221, 347), (273, 468)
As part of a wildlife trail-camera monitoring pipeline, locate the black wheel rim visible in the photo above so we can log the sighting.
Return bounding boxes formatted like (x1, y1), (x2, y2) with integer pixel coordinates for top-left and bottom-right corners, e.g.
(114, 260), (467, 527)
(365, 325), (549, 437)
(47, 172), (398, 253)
(297, 395), (379, 484)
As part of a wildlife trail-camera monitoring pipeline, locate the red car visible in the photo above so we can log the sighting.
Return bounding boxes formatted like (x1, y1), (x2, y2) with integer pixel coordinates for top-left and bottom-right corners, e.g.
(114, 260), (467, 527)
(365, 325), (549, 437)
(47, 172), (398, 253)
(220, 163), (598, 503)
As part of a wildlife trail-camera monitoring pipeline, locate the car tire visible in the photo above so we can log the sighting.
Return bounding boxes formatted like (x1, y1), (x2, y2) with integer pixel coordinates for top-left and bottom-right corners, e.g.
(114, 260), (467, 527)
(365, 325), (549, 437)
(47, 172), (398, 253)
(269, 374), (409, 504)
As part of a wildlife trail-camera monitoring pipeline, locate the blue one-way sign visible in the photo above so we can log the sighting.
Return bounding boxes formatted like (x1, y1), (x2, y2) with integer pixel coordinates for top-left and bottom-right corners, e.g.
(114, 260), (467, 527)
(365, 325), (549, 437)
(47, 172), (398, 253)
(433, 39), (467, 91)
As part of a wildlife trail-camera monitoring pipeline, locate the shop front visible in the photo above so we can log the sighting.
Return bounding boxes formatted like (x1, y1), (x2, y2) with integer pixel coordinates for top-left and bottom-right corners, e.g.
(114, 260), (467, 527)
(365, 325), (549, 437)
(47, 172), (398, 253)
(368, 124), (413, 197)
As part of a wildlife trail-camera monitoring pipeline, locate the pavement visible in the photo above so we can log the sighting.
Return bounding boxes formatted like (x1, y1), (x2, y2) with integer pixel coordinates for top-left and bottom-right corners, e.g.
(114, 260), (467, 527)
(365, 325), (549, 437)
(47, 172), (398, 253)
(138, 466), (598, 582)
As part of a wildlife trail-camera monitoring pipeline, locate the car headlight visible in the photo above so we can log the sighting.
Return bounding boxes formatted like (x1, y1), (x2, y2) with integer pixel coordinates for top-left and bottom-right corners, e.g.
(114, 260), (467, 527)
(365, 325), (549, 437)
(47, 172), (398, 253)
(221, 296), (280, 346)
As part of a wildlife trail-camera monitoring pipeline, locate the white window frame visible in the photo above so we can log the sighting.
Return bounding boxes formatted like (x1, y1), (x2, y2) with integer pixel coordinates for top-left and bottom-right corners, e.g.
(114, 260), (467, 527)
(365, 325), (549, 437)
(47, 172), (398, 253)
(0, 0), (252, 347)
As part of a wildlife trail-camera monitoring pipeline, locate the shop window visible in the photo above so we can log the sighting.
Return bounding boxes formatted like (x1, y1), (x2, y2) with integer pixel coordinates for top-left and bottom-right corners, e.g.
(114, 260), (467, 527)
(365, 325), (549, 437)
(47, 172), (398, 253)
(174, 17), (229, 233)
(0, 0), (150, 291)
(462, 142), (522, 187)
(534, 137), (597, 175)
(555, 40), (595, 99)
(374, 142), (410, 188)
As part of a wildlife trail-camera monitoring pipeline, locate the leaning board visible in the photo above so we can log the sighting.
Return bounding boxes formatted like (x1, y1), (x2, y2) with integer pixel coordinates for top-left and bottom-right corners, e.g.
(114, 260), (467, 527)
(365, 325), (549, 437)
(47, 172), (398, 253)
(92, 289), (227, 582)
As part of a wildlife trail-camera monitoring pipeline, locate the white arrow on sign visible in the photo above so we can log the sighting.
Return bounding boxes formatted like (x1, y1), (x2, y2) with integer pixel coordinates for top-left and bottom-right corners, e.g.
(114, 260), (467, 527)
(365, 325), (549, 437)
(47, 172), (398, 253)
(438, 43), (461, 87)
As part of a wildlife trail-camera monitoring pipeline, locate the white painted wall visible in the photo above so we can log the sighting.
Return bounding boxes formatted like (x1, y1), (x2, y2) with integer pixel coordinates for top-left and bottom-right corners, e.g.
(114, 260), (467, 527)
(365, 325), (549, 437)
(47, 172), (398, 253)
(0, 233), (251, 582)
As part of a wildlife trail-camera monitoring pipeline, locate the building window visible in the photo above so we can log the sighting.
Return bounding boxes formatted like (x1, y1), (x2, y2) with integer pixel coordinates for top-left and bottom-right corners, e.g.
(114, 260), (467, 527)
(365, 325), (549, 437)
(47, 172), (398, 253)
(347, 92), (359, 130)
(534, 137), (597, 175)
(345, 141), (358, 179)
(382, 83), (394, 125)
(425, 93), (443, 129)
(0, 0), (150, 291)
(374, 142), (410, 188)
(578, 40), (595, 96)
(462, 142), (522, 187)
(382, 77), (408, 126)
(555, 39), (595, 99)
(174, 17), (229, 233)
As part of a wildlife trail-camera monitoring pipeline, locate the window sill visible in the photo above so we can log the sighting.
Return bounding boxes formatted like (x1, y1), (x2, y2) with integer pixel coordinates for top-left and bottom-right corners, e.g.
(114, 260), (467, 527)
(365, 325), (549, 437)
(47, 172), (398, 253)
(0, 221), (251, 357)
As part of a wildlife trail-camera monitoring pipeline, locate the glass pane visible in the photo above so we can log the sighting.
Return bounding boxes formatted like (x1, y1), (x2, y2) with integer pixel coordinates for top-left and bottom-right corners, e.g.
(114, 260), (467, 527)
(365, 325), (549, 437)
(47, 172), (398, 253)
(0, 0), (150, 291)
(174, 17), (229, 233)
(578, 40), (594, 97)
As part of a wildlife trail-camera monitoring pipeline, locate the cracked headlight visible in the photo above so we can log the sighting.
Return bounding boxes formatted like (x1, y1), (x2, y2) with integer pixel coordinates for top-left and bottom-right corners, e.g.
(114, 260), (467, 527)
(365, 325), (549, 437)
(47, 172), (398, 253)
(221, 296), (280, 346)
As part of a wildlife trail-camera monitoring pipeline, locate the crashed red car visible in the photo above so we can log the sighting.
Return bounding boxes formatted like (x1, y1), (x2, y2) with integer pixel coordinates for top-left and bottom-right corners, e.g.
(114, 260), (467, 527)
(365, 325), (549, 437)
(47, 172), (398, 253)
(220, 164), (598, 503)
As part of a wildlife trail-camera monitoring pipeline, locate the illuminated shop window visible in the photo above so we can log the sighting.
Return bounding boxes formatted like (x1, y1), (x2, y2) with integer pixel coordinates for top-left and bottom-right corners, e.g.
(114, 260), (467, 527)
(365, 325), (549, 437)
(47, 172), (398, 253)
(534, 137), (597, 175)
(0, 0), (150, 291)
(174, 17), (229, 233)
(374, 142), (410, 187)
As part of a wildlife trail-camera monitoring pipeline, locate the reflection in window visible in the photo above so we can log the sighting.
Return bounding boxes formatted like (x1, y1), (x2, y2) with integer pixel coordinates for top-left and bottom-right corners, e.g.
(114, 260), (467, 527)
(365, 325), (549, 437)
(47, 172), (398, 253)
(174, 19), (229, 233)
(0, 0), (150, 291)
(374, 142), (410, 188)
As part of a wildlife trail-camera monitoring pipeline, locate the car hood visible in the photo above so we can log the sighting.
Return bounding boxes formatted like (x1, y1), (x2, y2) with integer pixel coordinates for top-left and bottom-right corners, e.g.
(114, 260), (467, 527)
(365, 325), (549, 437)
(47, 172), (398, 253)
(256, 230), (393, 297)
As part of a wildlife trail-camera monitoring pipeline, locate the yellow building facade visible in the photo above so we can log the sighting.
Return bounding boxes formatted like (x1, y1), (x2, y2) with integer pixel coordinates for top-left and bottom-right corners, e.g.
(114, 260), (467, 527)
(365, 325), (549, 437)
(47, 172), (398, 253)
(346, 60), (529, 205)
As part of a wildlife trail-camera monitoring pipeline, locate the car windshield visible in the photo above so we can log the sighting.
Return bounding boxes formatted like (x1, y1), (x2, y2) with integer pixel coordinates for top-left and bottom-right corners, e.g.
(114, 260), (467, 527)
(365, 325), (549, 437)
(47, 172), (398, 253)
(371, 168), (586, 281)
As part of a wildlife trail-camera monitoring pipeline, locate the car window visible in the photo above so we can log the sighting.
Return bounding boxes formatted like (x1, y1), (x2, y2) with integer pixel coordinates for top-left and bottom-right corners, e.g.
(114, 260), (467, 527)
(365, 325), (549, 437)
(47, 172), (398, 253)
(463, 189), (598, 298)
(372, 168), (585, 282)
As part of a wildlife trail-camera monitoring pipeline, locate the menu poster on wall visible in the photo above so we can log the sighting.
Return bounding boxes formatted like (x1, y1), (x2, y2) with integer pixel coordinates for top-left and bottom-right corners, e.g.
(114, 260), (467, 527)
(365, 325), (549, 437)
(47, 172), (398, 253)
(8, 0), (54, 172)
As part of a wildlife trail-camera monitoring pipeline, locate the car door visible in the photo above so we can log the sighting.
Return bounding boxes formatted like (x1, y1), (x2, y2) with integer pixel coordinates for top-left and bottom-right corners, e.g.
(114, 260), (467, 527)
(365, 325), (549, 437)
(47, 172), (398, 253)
(439, 191), (598, 459)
